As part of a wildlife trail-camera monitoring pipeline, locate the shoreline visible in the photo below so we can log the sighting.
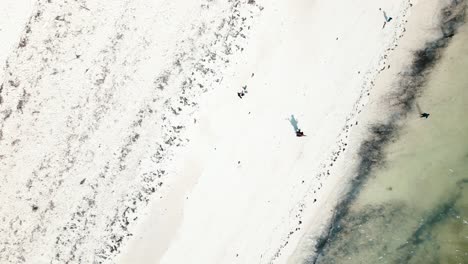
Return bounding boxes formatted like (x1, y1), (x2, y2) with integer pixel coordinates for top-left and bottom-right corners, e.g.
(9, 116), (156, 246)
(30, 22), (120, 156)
(0, 0), (464, 263)
(307, 0), (467, 262)
(119, 1), (435, 263)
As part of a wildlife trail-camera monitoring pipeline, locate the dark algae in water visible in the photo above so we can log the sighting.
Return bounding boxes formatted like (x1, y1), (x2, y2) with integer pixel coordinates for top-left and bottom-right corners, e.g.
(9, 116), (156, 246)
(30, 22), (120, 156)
(309, 1), (468, 263)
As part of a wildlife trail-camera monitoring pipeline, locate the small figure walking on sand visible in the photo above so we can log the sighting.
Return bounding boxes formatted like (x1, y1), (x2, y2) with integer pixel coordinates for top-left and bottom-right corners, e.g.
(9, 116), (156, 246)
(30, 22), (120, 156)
(380, 8), (393, 29)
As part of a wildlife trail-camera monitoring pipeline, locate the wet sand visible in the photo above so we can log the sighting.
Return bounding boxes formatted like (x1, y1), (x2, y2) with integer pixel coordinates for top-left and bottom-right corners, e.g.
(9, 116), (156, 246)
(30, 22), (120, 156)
(0, 0), (456, 263)
(295, 1), (468, 263)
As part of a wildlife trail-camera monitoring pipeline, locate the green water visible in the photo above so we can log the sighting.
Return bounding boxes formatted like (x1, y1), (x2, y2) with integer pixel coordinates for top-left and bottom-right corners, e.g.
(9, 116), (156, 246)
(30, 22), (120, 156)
(312, 19), (468, 264)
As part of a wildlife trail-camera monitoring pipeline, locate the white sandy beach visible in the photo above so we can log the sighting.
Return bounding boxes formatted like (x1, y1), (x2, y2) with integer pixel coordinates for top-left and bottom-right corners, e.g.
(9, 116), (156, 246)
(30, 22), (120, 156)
(0, 0), (448, 263)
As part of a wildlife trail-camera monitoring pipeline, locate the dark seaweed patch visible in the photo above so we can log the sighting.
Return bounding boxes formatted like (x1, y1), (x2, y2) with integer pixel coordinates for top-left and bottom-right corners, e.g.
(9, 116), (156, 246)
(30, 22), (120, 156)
(309, 1), (467, 263)
(395, 179), (467, 263)
(304, 201), (410, 264)
(312, 177), (467, 264)
(403, 188), (464, 263)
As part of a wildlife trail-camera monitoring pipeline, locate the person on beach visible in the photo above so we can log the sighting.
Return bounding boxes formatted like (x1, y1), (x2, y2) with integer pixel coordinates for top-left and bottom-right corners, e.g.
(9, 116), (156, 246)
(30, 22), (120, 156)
(289, 115), (306, 137)
(380, 8), (393, 29)
(383, 11), (392, 22)
(237, 85), (248, 99)
(296, 129), (306, 137)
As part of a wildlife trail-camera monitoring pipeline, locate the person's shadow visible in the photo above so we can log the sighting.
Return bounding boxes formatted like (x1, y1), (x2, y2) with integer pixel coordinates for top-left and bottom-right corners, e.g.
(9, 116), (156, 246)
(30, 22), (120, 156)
(383, 11), (392, 22)
(289, 115), (299, 132)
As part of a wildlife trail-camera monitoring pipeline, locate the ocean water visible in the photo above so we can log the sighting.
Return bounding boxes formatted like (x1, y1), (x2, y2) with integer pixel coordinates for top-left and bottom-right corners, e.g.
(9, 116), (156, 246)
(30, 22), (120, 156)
(308, 10), (468, 264)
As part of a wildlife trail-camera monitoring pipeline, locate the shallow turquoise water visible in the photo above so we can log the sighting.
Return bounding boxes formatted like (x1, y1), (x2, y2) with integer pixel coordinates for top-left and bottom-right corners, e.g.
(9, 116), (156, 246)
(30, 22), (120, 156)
(308, 14), (468, 264)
